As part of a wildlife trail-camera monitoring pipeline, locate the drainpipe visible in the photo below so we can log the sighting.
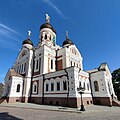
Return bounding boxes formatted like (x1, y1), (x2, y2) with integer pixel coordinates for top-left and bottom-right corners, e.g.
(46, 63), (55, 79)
(64, 69), (69, 107)
(21, 78), (24, 102)
(42, 74), (45, 104)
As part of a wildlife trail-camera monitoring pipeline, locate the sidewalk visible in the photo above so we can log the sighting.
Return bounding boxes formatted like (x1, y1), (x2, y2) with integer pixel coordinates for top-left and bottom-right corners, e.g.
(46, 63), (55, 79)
(0, 103), (81, 113)
(0, 103), (120, 113)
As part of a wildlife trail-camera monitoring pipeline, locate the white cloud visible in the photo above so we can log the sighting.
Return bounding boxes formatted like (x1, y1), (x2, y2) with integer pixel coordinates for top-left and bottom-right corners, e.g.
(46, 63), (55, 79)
(0, 23), (21, 50)
(42, 0), (69, 20)
(0, 23), (21, 36)
(42, 0), (62, 15)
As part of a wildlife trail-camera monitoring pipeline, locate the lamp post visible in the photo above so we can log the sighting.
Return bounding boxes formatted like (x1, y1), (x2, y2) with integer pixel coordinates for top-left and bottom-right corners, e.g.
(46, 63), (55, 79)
(77, 86), (85, 111)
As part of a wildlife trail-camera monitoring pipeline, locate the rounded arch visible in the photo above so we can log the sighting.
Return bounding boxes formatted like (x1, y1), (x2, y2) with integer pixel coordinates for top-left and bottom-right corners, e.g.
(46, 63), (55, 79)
(32, 81), (38, 93)
(94, 81), (99, 92)
(16, 84), (20, 92)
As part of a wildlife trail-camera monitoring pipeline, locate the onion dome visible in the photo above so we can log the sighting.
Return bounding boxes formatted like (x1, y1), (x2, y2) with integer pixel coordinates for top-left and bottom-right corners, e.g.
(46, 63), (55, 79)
(40, 14), (56, 34)
(22, 31), (33, 46)
(22, 38), (33, 46)
(62, 31), (74, 46)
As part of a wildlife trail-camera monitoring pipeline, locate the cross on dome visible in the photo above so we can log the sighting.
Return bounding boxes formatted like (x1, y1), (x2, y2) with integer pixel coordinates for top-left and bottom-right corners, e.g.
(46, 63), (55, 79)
(66, 31), (69, 39)
(28, 30), (31, 39)
(46, 14), (50, 23)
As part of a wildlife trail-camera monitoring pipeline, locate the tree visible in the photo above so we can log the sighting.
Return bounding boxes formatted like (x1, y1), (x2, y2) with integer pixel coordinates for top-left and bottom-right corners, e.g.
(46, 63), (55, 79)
(112, 68), (120, 100)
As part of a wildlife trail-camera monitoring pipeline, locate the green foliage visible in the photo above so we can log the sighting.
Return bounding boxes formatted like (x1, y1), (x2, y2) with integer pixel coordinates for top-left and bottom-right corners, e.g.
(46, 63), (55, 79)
(112, 68), (120, 100)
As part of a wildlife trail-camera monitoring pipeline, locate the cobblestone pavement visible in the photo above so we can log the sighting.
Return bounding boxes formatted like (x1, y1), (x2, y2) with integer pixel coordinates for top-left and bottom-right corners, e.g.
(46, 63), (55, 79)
(0, 103), (120, 120)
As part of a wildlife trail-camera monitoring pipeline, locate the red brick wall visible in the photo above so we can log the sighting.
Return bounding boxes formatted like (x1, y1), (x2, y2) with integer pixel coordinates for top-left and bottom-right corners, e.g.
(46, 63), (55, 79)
(93, 97), (112, 106)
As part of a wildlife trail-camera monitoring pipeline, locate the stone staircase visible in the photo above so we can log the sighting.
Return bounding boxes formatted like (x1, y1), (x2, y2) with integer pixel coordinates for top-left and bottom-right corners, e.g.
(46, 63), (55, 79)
(112, 99), (120, 106)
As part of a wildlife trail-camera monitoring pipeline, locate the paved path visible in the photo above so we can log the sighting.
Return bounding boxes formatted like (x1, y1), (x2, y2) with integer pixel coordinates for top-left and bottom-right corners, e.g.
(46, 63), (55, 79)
(0, 103), (120, 120)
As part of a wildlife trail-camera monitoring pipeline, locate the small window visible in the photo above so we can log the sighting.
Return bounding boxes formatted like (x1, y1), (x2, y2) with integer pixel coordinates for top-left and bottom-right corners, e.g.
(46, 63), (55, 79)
(84, 82), (86, 90)
(51, 83), (54, 91)
(34, 85), (37, 92)
(36, 59), (39, 70)
(79, 81), (81, 87)
(46, 84), (49, 91)
(63, 81), (67, 90)
(50, 101), (53, 105)
(51, 59), (53, 69)
(74, 62), (75, 66)
(56, 101), (59, 105)
(39, 58), (41, 72)
(16, 84), (20, 92)
(57, 82), (60, 91)
(94, 81), (99, 92)
(24, 63), (26, 72)
(45, 34), (47, 39)
(32, 82), (38, 94)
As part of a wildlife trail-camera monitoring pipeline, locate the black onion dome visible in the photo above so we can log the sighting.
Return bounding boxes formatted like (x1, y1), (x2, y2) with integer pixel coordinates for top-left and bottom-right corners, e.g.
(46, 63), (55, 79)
(62, 38), (74, 46)
(40, 23), (56, 34)
(22, 38), (33, 46)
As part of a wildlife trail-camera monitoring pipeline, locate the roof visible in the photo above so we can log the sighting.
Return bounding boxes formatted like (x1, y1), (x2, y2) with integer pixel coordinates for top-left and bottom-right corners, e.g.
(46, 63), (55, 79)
(87, 63), (109, 74)
(62, 39), (74, 46)
(62, 32), (74, 47)
(22, 38), (33, 46)
(40, 23), (56, 34)
(9, 69), (23, 77)
(87, 69), (98, 73)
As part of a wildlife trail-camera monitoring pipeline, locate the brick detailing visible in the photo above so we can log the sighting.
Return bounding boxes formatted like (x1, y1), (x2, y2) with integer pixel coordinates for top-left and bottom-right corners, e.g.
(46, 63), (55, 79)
(30, 97), (92, 108)
(93, 97), (112, 106)
(112, 99), (120, 107)
(30, 97), (42, 104)
(57, 60), (62, 71)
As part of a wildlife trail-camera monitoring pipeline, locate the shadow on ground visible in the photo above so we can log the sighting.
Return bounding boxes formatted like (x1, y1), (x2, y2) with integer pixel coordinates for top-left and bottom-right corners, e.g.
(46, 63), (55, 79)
(0, 112), (23, 120)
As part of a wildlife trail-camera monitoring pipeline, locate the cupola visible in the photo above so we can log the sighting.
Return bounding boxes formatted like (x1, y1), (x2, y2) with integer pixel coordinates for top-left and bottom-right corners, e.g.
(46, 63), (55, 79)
(40, 14), (56, 34)
(22, 31), (33, 48)
(62, 31), (74, 47)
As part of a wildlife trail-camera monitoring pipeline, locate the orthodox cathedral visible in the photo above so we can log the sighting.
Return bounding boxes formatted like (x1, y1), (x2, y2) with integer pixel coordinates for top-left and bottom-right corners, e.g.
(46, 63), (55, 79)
(1, 14), (118, 108)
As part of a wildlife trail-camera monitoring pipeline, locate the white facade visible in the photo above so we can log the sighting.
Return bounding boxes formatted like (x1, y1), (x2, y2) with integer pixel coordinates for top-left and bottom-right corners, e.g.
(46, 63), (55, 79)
(2, 14), (116, 107)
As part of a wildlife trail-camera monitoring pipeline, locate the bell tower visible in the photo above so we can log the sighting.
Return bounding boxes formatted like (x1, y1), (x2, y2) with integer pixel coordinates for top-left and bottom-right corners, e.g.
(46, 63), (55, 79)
(39, 14), (56, 47)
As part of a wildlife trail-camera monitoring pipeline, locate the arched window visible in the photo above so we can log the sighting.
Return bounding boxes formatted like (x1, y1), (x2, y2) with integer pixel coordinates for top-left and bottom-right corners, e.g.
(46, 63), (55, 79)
(63, 81), (67, 90)
(84, 82), (86, 90)
(57, 82), (60, 91)
(34, 85), (37, 92)
(79, 81), (81, 87)
(51, 83), (54, 91)
(94, 81), (99, 92)
(36, 59), (39, 70)
(71, 61), (72, 66)
(32, 82), (38, 93)
(16, 84), (20, 92)
(51, 59), (53, 69)
(46, 83), (49, 91)
(45, 34), (47, 39)
(50, 35), (51, 40)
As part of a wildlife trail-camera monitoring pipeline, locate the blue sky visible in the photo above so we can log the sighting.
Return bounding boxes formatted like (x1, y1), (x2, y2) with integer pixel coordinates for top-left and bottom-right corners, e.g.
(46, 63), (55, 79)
(0, 0), (120, 83)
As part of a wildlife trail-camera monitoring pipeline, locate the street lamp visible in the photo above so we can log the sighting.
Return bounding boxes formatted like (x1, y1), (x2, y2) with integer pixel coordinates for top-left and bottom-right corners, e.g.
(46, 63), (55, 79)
(77, 86), (85, 111)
